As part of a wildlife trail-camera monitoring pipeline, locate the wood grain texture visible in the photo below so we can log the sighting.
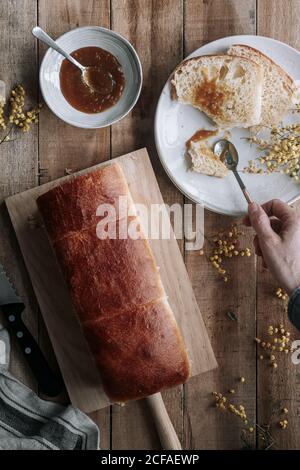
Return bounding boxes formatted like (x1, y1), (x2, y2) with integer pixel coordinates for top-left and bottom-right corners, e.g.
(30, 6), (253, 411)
(110, 0), (186, 449)
(37, 0), (111, 449)
(184, 0), (256, 48)
(0, 0), (39, 391)
(257, 0), (300, 450)
(3, 0), (300, 451)
(183, 0), (257, 450)
(258, 0), (300, 49)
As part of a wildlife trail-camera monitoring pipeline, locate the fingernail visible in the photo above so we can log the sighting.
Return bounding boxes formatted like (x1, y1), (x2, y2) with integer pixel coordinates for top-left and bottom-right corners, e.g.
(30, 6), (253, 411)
(248, 202), (259, 215)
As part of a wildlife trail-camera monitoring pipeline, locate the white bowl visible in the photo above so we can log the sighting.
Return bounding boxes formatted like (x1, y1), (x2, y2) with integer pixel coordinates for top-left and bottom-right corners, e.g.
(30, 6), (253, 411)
(39, 26), (143, 128)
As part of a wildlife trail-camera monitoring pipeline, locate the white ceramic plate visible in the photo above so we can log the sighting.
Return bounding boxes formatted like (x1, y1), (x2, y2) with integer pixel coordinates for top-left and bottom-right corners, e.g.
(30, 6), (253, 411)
(39, 26), (142, 128)
(155, 35), (300, 216)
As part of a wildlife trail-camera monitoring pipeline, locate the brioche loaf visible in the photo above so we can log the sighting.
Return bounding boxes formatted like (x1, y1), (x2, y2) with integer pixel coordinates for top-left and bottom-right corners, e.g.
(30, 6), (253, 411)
(171, 54), (263, 128)
(37, 163), (190, 402)
(228, 44), (297, 128)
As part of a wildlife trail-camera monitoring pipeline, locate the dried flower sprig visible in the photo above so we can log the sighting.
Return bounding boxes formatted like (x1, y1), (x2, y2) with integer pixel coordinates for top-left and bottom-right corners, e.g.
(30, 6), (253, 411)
(212, 391), (249, 425)
(206, 223), (252, 282)
(214, 392), (280, 450)
(9, 84), (25, 125)
(213, 318), (294, 448)
(0, 102), (6, 130)
(256, 423), (276, 449)
(243, 124), (300, 182)
(8, 84), (42, 132)
(0, 82), (41, 145)
(275, 287), (288, 301)
(241, 426), (275, 450)
(255, 323), (295, 368)
(279, 419), (288, 430)
(213, 388), (288, 448)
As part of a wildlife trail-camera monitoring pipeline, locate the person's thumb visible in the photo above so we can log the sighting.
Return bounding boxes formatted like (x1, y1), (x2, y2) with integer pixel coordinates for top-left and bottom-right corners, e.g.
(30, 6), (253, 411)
(248, 202), (275, 241)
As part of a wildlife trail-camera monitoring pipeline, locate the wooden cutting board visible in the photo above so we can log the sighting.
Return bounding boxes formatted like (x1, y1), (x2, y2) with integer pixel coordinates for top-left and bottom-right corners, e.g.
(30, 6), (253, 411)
(6, 148), (217, 413)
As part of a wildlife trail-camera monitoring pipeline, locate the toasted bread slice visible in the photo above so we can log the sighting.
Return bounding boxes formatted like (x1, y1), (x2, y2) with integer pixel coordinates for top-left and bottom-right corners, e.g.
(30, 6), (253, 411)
(228, 44), (297, 127)
(171, 54), (263, 128)
(186, 129), (228, 178)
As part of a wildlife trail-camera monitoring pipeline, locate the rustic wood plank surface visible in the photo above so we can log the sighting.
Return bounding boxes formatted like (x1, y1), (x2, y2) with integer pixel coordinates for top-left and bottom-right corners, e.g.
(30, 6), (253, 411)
(0, 0), (39, 391)
(256, 0), (300, 450)
(183, 0), (257, 450)
(1, 0), (300, 450)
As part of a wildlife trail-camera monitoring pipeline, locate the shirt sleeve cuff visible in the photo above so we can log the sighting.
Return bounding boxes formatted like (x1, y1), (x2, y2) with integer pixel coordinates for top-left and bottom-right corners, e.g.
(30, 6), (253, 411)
(288, 286), (300, 331)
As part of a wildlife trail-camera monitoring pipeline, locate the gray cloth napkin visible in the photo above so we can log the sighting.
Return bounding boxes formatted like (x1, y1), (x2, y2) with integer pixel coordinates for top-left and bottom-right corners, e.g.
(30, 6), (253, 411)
(0, 324), (99, 450)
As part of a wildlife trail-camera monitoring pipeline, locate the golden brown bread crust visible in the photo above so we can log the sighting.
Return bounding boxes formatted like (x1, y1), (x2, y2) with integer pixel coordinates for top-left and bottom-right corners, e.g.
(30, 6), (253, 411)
(82, 299), (190, 402)
(52, 223), (165, 322)
(171, 53), (263, 98)
(229, 44), (296, 92)
(37, 163), (190, 402)
(37, 164), (133, 242)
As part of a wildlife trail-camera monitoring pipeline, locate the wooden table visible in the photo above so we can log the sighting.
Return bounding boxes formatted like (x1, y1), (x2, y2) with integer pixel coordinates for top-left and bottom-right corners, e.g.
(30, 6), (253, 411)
(1, 0), (300, 450)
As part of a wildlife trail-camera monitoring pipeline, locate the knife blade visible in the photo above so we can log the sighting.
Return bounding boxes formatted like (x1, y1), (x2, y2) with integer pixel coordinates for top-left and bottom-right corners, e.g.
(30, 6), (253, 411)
(0, 263), (63, 397)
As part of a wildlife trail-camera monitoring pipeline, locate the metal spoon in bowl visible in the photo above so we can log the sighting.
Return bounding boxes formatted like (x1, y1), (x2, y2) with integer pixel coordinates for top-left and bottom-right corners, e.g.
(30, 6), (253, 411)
(32, 26), (114, 95)
(214, 139), (253, 204)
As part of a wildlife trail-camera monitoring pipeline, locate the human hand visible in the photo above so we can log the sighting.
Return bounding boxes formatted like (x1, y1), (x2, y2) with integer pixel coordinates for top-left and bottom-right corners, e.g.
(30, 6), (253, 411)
(243, 199), (300, 296)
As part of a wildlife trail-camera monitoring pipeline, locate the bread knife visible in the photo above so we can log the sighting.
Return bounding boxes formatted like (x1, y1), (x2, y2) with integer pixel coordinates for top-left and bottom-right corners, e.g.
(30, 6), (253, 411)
(0, 263), (63, 396)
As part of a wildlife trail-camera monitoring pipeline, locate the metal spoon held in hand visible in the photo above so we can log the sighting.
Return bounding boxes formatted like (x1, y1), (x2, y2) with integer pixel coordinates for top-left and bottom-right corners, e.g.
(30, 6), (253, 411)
(214, 139), (254, 204)
(32, 26), (114, 95)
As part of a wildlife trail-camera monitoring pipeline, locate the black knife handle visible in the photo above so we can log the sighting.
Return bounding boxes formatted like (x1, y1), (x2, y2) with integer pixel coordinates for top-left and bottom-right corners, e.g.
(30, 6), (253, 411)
(1, 303), (63, 397)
